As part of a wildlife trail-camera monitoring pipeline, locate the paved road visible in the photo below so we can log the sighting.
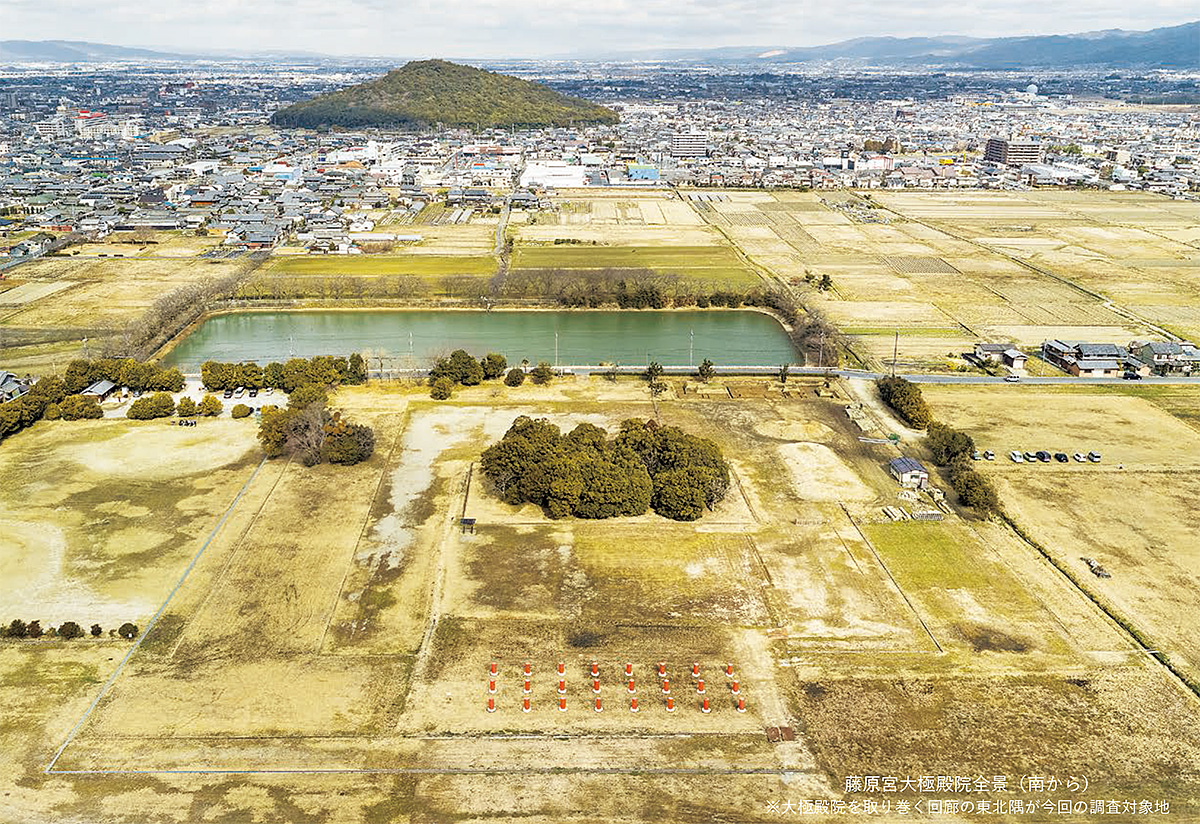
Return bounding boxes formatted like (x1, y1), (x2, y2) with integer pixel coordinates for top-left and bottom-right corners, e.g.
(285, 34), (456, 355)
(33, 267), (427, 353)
(173, 363), (1198, 386)
(535, 365), (1200, 386)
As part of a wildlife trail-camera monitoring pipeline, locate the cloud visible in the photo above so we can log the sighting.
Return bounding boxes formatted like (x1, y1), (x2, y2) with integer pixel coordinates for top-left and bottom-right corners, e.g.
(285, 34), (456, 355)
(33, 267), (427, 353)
(4, 0), (1197, 57)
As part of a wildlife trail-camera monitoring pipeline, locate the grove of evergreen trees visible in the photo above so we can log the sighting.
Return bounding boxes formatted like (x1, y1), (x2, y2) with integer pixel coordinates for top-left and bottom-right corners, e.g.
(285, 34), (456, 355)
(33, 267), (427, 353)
(480, 417), (730, 521)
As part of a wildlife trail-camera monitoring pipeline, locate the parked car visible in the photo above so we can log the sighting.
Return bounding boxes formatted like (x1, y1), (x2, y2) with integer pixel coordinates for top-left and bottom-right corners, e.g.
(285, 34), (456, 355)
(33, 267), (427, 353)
(1073, 453), (1087, 462)
(223, 389), (233, 399)
(1087, 451), (1102, 463)
(1004, 374), (1021, 383)
(1024, 451), (1038, 462)
(234, 386), (245, 399)
(972, 451), (982, 461)
(249, 388), (258, 398)
(1054, 452), (1069, 463)
(1082, 556), (1112, 578)
(265, 387), (274, 395)
(1036, 451), (1051, 463)
(1122, 371), (1143, 380)
(983, 450), (995, 461)
(1009, 451), (1024, 462)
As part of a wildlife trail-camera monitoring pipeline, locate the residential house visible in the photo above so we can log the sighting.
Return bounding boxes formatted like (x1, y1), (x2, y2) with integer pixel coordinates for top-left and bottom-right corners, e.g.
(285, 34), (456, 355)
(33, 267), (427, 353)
(1129, 340), (1200, 375)
(0, 371), (32, 403)
(1041, 340), (1149, 378)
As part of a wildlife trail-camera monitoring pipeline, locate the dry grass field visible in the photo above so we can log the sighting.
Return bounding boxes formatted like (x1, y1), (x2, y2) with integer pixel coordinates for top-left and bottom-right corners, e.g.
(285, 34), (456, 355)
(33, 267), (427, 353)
(0, 255), (254, 336)
(923, 383), (1200, 694)
(2, 377), (1198, 822)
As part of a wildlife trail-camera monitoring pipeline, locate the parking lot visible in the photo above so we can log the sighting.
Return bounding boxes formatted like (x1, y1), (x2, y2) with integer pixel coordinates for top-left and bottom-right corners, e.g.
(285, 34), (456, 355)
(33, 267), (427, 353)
(99, 378), (281, 419)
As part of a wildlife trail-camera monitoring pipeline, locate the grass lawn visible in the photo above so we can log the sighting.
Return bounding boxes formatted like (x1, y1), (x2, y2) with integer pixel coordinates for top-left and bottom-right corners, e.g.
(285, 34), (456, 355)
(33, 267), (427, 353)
(512, 244), (760, 285)
(264, 254), (497, 278)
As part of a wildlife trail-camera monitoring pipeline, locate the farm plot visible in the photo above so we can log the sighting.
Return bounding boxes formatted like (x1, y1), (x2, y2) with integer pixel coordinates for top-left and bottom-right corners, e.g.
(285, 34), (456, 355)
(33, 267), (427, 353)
(511, 244), (760, 286)
(263, 254), (497, 279)
(0, 256), (254, 331)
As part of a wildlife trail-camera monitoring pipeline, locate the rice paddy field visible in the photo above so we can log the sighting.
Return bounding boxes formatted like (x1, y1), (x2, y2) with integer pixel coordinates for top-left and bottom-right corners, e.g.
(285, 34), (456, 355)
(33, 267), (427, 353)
(686, 189), (1200, 370)
(513, 191), (762, 288)
(2, 376), (1198, 822)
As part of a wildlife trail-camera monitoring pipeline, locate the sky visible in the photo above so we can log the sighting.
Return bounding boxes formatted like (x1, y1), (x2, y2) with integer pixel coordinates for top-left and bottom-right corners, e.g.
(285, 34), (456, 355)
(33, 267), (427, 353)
(3, 0), (1198, 58)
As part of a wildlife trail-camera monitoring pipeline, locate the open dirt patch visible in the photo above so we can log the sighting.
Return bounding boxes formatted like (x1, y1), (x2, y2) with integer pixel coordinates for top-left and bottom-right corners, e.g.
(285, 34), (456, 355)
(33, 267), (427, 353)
(778, 442), (874, 502)
(58, 421), (257, 480)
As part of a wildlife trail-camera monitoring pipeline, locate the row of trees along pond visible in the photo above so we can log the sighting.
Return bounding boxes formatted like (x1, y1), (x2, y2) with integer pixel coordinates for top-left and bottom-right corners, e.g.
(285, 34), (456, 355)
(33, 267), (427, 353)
(201, 354), (367, 392)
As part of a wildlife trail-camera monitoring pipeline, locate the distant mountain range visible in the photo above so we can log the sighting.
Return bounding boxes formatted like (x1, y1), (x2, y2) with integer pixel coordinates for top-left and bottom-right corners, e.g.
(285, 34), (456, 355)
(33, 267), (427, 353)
(1, 20), (1196, 68)
(595, 21), (1200, 68)
(0, 40), (190, 63)
(271, 60), (619, 129)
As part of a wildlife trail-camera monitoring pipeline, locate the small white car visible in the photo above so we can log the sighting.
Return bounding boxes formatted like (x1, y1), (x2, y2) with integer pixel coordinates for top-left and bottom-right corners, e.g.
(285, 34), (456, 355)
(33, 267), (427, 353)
(1004, 374), (1021, 383)
(1009, 451), (1024, 462)
(1073, 453), (1087, 463)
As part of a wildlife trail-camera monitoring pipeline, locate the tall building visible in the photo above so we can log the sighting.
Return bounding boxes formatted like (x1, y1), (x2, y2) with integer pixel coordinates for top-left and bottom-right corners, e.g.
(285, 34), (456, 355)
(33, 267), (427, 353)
(984, 137), (1042, 166)
(670, 132), (707, 158)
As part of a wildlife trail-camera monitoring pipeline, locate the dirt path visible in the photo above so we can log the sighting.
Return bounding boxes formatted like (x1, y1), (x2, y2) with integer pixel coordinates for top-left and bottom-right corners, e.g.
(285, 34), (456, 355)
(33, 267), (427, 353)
(842, 376), (923, 445)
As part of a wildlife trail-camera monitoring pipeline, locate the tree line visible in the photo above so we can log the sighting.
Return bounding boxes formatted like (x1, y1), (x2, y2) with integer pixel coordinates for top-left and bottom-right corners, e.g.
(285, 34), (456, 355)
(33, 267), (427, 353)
(876, 377), (999, 514)
(0, 376), (101, 444)
(201, 354), (367, 392)
(64, 358), (185, 394)
(480, 416), (730, 522)
(427, 349), (555, 398)
(3, 619), (139, 640)
(877, 376), (933, 429)
(115, 261), (261, 360)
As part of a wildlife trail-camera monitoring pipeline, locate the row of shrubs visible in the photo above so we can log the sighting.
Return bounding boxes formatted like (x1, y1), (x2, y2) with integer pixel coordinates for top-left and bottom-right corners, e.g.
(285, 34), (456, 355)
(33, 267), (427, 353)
(201, 354), (367, 392)
(64, 358), (184, 394)
(3, 619), (139, 640)
(125, 392), (255, 420)
(1, 358), (191, 446)
(876, 377), (999, 514)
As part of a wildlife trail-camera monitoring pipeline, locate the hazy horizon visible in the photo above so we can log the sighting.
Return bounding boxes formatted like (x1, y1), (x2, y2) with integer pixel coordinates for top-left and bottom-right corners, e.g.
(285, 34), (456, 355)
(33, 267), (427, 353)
(2, 1), (1197, 59)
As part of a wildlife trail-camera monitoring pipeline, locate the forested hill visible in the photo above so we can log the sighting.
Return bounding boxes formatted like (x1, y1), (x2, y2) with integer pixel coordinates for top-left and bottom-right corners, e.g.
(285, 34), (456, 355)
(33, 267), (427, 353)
(271, 59), (619, 129)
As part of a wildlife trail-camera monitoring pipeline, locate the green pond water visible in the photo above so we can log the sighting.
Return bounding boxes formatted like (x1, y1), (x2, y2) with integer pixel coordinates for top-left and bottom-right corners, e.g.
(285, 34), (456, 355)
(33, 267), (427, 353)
(162, 309), (797, 370)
